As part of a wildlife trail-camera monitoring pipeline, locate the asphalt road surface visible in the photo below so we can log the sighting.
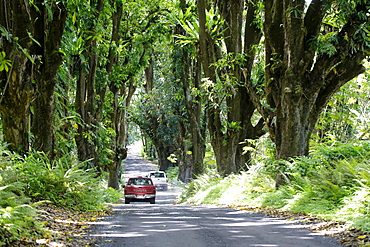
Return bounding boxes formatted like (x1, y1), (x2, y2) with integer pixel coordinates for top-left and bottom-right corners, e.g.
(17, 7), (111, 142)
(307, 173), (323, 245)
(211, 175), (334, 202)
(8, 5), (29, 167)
(90, 143), (342, 247)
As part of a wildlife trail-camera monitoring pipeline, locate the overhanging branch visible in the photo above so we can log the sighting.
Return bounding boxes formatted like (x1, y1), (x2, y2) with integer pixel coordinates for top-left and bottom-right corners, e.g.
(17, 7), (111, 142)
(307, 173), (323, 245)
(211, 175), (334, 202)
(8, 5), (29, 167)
(242, 68), (275, 130)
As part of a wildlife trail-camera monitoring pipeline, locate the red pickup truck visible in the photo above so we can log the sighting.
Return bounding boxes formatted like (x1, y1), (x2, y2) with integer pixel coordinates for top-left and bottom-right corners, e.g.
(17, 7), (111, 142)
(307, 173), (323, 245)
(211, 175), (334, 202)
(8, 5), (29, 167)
(124, 177), (156, 204)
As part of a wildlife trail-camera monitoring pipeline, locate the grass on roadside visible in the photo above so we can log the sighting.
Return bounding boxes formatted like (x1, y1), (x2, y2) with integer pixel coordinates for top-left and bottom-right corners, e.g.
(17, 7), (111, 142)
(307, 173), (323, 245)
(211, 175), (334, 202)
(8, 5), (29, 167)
(179, 141), (370, 234)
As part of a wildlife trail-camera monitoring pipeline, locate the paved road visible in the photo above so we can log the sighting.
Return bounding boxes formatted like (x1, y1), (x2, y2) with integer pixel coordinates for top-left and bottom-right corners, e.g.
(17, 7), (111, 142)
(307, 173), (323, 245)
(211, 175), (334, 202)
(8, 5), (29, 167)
(90, 143), (342, 247)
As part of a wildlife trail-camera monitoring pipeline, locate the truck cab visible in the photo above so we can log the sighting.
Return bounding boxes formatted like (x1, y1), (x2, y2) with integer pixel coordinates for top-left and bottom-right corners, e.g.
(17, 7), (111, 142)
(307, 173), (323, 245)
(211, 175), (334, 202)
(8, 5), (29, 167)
(124, 177), (156, 204)
(147, 171), (168, 191)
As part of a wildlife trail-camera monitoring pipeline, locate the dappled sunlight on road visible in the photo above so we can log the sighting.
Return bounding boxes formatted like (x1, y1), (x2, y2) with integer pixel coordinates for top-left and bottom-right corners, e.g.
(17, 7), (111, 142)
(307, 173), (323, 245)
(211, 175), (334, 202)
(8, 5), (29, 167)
(89, 142), (341, 247)
(90, 199), (341, 247)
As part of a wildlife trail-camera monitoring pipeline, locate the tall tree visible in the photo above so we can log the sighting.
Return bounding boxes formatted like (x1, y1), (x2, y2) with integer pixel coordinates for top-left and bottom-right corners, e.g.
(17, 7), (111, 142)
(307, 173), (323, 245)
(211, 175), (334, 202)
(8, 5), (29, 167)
(72, 0), (104, 169)
(104, 0), (130, 189)
(0, 0), (66, 155)
(0, 0), (34, 153)
(197, 0), (265, 175)
(173, 0), (207, 181)
(254, 0), (370, 186)
(136, 56), (178, 171)
(217, 0), (265, 172)
(30, 0), (67, 159)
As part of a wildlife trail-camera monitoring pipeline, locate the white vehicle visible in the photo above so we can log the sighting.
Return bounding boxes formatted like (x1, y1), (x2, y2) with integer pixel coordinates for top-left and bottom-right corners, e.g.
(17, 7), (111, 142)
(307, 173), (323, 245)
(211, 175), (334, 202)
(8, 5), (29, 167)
(147, 171), (168, 191)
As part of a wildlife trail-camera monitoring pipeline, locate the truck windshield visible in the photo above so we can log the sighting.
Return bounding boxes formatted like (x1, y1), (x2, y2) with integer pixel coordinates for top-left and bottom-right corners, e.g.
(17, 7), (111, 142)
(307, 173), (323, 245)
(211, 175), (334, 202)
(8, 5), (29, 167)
(128, 178), (153, 185)
(150, 173), (165, 178)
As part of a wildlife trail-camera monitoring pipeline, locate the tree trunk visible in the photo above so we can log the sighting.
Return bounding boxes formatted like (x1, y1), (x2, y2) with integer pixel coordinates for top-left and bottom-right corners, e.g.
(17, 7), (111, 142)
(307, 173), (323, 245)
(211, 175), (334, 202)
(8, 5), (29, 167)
(177, 155), (193, 182)
(184, 56), (206, 177)
(107, 164), (120, 190)
(156, 143), (175, 171)
(74, 0), (104, 168)
(198, 0), (229, 175)
(174, 6), (206, 180)
(176, 120), (194, 183)
(233, 87), (265, 171)
(105, 2), (131, 189)
(198, 0), (264, 175)
(30, 1), (67, 159)
(0, 52), (33, 153)
(1, 98), (31, 153)
(74, 51), (99, 167)
(106, 81), (135, 189)
(212, 136), (237, 175)
(0, 0), (34, 153)
(263, 0), (369, 186)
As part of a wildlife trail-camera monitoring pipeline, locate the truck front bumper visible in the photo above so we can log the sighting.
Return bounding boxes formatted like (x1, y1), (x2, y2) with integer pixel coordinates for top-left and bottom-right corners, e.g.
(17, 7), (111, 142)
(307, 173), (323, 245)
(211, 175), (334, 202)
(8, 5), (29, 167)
(125, 194), (155, 199)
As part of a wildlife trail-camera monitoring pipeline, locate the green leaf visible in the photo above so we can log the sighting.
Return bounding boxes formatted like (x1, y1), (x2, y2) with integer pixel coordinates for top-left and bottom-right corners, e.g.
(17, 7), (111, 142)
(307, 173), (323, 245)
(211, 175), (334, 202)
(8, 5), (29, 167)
(17, 44), (35, 64)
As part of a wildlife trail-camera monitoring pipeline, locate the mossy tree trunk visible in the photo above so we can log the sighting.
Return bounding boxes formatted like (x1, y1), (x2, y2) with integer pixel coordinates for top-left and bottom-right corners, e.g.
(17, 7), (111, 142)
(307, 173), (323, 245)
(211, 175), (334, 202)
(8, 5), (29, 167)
(74, 0), (104, 169)
(262, 0), (369, 186)
(197, 0), (265, 176)
(174, 0), (207, 181)
(30, 1), (67, 159)
(0, 1), (34, 153)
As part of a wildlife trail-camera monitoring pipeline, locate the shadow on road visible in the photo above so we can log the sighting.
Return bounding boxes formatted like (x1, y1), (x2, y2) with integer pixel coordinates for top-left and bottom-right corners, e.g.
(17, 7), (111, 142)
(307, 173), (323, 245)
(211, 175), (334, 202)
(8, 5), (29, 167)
(88, 142), (342, 247)
(90, 201), (341, 247)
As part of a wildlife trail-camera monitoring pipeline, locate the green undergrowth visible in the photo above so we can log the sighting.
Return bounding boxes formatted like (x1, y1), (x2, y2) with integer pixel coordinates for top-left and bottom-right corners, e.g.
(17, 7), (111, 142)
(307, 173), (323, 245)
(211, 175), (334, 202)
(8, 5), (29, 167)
(179, 141), (370, 233)
(0, 149), (122, 246)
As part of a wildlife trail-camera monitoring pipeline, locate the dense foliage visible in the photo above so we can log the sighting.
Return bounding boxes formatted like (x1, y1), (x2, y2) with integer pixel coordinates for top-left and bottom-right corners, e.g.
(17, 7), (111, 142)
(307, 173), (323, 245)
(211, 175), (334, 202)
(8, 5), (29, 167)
(179, 141), (370, 232)
(0, 147), (121, 245)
